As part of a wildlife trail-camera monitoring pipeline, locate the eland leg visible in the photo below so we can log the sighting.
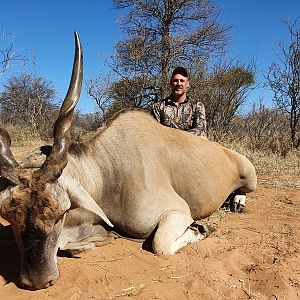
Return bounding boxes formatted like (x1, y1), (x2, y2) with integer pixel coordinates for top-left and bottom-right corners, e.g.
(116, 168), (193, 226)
(231, 193), (247, 213)
(222, 189), (247, 213)
(61, 232), (116, 256)
(59, 224), (117, 256)
(152, 212), (213, 255)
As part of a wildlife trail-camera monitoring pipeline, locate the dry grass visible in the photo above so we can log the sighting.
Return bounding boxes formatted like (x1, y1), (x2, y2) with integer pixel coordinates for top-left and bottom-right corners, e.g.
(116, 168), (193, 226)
(6, 126), (300, 184)
(221, 139), (300, 190)
(223, 141), (300, 177)
(6, 124), (50, 161)
(6, 124), (42, 145)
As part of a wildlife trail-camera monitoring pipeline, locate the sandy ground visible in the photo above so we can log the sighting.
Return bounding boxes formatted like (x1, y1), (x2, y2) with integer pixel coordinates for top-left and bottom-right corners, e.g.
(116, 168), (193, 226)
(0, 146), (299, 299)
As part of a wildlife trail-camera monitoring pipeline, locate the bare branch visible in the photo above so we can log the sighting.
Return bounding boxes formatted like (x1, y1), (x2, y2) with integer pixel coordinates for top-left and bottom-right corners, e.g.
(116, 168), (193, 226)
(0, 27), (27, 76)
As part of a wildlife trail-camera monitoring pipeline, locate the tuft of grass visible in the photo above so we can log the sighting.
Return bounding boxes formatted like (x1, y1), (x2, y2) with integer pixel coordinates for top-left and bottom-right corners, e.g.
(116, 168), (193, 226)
(5, 124), (45, 146)
(5, 124), (50, 161)
(219, 139), (300, 177)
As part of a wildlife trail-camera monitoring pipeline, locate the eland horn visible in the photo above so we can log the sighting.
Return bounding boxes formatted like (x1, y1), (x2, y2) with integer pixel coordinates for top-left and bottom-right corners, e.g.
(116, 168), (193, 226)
(36, 31), (83, 183)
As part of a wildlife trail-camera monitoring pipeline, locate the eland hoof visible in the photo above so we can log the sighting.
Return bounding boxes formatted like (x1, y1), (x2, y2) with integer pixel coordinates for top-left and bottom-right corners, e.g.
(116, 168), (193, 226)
(189, 221), (214, 237)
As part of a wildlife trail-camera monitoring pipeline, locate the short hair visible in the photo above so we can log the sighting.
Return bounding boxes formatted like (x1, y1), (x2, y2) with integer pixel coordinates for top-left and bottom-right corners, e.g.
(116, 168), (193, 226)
(171, 66), (188, 78)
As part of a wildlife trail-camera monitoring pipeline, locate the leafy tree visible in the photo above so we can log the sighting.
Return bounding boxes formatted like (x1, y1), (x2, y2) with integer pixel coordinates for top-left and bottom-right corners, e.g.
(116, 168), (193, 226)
(189, 61), (255, 140)
(0, 72), (57, 135)
(266, 20), (300, 149)
(110, 77), (156, 107)
(102, 77), (146, 120)
(74, 111), (103, 132)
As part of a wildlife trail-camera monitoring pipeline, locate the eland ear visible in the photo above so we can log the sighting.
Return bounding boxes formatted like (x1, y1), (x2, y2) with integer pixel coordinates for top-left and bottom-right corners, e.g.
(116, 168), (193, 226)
(0, 188), (10, 204)
(58, 175), (113, 228)
(0, 188), (11, 221)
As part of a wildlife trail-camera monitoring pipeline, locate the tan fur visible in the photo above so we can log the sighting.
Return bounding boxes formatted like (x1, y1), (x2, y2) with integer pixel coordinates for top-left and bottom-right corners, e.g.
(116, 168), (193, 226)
(69, 108), (150, 158)
(1, 109), (257, 235)
(0, 108), (257, 289)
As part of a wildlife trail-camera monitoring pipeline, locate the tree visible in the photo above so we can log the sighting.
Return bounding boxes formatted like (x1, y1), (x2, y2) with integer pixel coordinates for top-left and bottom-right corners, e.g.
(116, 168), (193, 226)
(189, 61), (255, 140)
(103, 77), (151, 120)
(266, 20), (300, 149)
(243, 100), (290, 155)
(112, 0), (230, 99)
(0, 27), (27, 77)
(0, 72), (57, 135)
(86, 72), (112, 121)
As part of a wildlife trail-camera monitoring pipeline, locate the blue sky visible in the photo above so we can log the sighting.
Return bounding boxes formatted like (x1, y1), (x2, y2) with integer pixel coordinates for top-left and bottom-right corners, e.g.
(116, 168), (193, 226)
(0, 0), (299, 113)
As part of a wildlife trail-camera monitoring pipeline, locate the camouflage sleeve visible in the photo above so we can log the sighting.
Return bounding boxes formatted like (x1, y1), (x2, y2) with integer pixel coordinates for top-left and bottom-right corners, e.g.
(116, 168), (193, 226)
(188, 101), (207, 137)
(151, 101), (163, 123)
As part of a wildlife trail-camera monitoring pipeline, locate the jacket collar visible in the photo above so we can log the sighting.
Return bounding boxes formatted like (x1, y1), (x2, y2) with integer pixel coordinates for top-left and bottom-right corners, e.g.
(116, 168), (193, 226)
(165, 96), (189, 106)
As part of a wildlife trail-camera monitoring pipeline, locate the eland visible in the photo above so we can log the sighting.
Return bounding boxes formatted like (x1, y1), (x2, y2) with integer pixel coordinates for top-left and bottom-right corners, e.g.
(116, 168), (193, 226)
(0, 32), (257, 290)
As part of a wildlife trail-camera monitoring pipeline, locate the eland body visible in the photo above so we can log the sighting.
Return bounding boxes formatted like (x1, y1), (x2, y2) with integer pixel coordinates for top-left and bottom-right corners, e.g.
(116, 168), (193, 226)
(0, 33), (257, 290)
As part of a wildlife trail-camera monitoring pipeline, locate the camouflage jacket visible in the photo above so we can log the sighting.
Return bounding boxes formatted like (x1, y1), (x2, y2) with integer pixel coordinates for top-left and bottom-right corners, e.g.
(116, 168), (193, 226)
(151, 97), (207, 137)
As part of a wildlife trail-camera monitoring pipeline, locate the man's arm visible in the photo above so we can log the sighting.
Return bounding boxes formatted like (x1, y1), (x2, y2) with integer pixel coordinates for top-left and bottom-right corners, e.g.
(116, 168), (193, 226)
(188, 101), (207, 137)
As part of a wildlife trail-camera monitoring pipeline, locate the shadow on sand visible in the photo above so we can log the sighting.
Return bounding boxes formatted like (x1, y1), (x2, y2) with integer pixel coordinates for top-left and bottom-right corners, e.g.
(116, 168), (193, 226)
(0, 224), (21, 287)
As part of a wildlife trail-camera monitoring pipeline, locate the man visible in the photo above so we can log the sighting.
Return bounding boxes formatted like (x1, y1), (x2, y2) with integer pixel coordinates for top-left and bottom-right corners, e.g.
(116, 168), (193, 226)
(151, 66), (207, 137)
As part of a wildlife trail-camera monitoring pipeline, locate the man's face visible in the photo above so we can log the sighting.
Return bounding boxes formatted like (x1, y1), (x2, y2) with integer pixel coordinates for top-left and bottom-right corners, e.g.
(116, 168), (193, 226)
(170, 74), (190, 98)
